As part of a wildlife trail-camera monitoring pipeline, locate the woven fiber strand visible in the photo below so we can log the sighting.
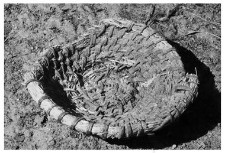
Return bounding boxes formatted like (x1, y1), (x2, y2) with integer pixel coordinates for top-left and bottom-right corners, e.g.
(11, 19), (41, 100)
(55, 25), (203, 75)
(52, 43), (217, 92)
(23, 18), (199, 139)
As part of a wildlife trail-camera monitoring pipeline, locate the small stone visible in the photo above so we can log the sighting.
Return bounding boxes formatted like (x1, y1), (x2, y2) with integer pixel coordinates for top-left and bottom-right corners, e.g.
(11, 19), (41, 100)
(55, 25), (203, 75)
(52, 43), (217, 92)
(34, 115), (45, 126)
(61, 4), (72, 11)
(14, 133), (25, 142)
(171, 144), (177, 149)
(24, 130), (33, 138)
(48, 139), (56, 146)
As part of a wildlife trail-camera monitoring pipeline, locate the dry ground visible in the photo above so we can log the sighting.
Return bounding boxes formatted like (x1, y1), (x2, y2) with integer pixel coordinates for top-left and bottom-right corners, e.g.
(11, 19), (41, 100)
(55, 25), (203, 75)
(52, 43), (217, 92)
(4, 4), (221, 149)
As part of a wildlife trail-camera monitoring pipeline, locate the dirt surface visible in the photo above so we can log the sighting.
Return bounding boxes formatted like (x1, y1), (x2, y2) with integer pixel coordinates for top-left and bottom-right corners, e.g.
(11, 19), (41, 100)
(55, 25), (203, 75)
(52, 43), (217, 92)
(4, 4), (221, 150)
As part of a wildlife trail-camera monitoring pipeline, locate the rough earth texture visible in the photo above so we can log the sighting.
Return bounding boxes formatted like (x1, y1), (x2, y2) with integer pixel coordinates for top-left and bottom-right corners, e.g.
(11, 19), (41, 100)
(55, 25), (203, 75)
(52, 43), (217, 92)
(4, 4), (221, 150)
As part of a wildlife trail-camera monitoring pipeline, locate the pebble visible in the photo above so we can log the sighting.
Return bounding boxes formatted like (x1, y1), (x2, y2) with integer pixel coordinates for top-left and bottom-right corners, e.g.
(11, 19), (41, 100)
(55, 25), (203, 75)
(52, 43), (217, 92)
(171, 144), (177, 149)
(14, 133), (25, 142)
(48, 139), (56, 146)
(34, 115), (45, 125)
(61, 4), (72, 11)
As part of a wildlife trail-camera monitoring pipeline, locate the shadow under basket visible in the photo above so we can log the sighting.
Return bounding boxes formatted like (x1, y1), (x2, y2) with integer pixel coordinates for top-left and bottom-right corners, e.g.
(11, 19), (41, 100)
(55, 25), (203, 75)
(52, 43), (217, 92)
(23, 18), (199, 140)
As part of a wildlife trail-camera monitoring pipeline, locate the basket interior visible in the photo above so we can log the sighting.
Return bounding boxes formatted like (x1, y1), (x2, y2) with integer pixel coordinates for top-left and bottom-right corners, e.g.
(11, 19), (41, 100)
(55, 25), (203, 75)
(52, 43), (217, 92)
(37, 20), (196, 127)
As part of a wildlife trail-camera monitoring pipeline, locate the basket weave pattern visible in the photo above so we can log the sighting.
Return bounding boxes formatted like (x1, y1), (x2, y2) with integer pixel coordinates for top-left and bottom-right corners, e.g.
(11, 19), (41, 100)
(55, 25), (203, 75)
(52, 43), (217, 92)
(24, 18), (199, 139)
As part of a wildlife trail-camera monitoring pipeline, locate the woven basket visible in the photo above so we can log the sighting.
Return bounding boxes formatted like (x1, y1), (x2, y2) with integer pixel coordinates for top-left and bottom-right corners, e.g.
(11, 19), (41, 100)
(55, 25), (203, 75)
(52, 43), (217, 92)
(23, 18), (199, 139)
